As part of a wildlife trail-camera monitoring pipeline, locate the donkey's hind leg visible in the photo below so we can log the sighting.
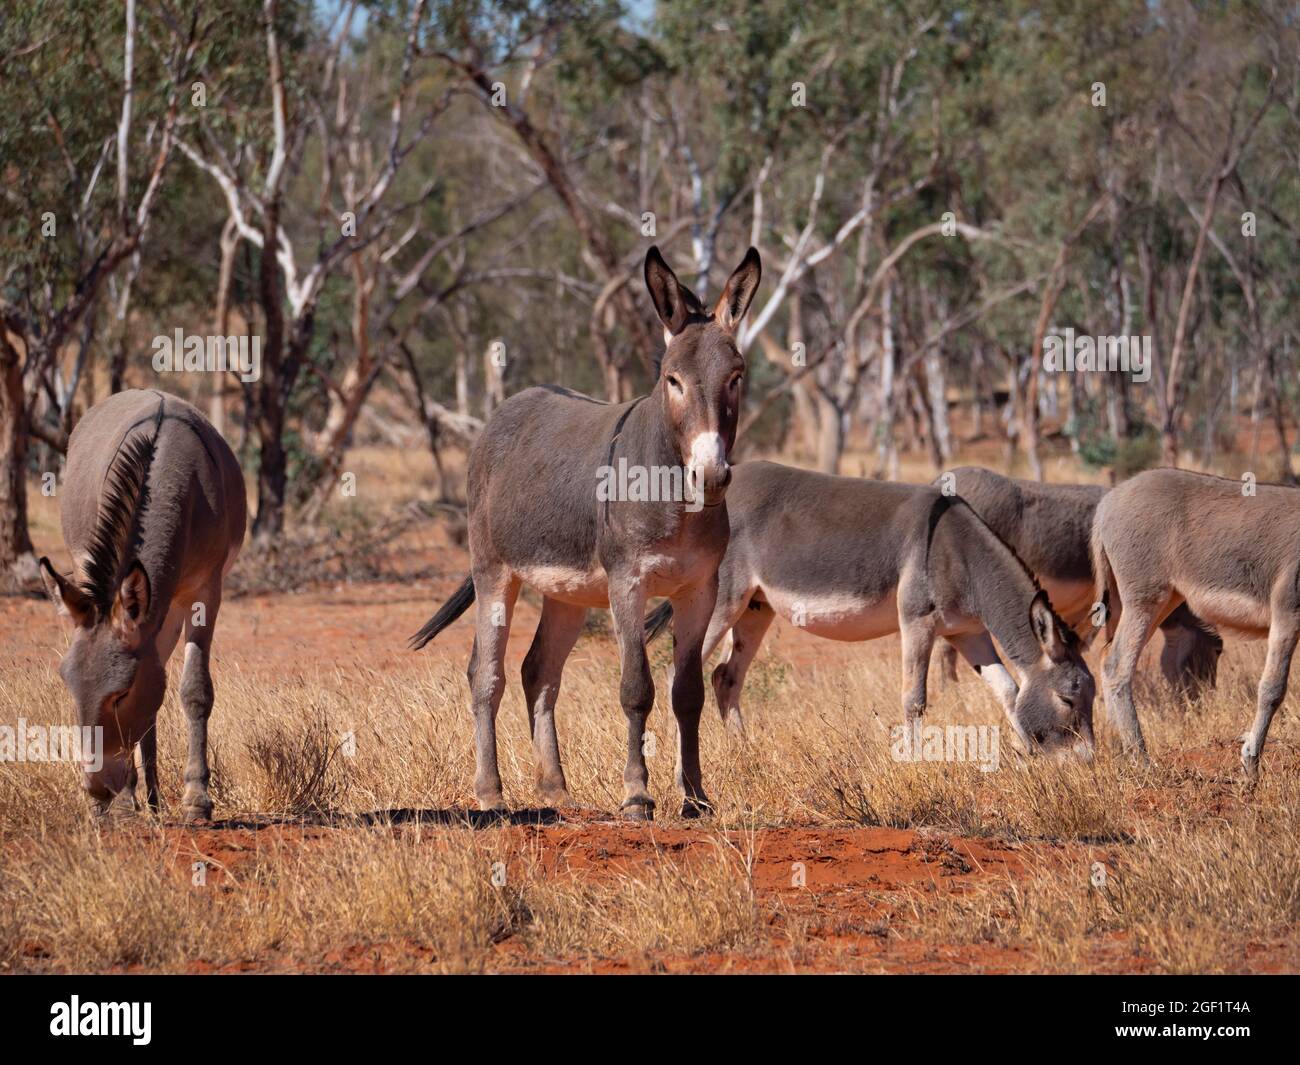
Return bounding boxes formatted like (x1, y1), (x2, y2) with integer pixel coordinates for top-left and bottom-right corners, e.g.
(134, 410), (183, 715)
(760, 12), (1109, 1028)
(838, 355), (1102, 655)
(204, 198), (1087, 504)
(1241, 614), (1299, 779)
(469, 569), (520, 811)
(711, 596), (774, 737)
(521, 597), (586, 807)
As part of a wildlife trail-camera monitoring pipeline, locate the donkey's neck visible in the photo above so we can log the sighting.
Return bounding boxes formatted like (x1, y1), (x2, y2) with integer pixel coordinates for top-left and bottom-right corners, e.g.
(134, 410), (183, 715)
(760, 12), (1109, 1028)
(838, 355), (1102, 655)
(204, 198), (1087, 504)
(618, 388), (680, 469)
(946, 504), (1044, 671)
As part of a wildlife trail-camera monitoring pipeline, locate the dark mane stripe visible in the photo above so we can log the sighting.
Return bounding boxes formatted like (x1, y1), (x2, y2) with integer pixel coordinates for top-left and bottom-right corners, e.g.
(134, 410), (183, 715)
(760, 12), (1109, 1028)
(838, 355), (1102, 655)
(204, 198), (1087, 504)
(931, 491), (1080, 647)
(79, 396), (166, 613)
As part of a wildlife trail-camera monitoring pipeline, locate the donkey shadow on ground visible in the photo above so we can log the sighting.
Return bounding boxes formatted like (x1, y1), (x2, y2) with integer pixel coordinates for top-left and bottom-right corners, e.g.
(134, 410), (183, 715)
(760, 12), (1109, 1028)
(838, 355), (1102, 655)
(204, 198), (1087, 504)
(129, 807), (567, 831)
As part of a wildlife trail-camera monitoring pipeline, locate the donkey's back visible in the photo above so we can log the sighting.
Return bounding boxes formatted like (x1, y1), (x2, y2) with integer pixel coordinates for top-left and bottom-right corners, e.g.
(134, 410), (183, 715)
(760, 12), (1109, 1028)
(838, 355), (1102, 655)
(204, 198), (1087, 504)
(944, 466), (1102, 587)
(61, 389), (245, 584)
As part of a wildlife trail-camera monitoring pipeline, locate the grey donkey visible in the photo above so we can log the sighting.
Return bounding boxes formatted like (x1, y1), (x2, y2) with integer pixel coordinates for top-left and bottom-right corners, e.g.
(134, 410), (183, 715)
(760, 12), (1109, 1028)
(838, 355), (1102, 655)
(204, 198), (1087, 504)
(39, 389), (246, 819)
(1093, 467), (1296, 775)
(937, 466), (1221, 694)
(410, 245), (762, 820)
(646, 460), (1096, 755)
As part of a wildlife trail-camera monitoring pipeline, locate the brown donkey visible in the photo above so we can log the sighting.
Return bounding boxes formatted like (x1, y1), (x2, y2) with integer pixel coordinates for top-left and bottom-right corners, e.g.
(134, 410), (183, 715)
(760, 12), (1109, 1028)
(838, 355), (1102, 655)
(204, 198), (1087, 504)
(410, 246), (761, 819)
(646, 461), (1096, 754)
(39, 390), (246, 818)
(1093, 467), (1293, 775)
(938, 467), (1221, 693)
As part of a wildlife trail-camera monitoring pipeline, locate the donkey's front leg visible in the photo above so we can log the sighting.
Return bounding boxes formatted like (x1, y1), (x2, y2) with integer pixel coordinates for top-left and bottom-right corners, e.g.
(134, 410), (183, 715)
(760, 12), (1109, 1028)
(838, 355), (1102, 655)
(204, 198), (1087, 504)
(609, 576), (656, 821)
(179, 584), (222, 822)
(670, 579), (718, 818)
(899, 614), (936, 727)
(145, 602), (185, 816)
(946, 632), (1020, 722)
(138, 727), (161, 813)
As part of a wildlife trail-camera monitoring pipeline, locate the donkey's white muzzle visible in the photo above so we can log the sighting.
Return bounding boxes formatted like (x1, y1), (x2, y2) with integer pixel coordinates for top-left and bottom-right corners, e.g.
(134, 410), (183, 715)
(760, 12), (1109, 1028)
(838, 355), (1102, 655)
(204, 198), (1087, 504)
(686, 432), (731, 507)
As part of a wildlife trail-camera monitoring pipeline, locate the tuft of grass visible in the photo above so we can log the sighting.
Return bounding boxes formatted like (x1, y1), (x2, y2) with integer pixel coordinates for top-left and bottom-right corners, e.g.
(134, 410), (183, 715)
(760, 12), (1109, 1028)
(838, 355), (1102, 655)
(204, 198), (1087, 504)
(243, 709), (351, 816)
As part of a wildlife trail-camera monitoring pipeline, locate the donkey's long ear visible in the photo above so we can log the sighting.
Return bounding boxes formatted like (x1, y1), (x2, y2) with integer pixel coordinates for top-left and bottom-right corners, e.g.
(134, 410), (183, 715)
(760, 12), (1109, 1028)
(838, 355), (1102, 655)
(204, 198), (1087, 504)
(1029, 590), (1070, 663)
(110, 561), (151, 649)
(712, 247), (762, 334)
(644, 246), (703, 338)
(39, 557), (94, 627)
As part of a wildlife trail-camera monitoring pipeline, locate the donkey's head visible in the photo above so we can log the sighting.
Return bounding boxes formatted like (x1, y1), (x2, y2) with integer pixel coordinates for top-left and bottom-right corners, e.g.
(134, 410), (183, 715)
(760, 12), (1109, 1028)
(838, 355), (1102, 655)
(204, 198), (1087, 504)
(644, 245), (761, 508)
(39, 557), (165, 809)
(1013, 591), (1096, 756)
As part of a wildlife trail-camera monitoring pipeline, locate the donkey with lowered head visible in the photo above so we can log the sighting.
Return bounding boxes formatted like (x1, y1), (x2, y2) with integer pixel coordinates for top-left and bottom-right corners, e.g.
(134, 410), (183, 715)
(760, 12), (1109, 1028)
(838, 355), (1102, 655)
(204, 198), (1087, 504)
(938, 466), (1221, 693)
(1093, 467), (1295, 775)
(40, 390), (246, 819)
(646, 461), (1096, 755)
(410, 246), (761, 820)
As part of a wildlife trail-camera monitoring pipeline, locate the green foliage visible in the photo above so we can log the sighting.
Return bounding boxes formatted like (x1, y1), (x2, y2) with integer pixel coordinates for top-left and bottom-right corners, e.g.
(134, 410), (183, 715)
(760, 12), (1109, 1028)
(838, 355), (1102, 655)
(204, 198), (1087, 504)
(7, 0), (1300, 531)
(1071, 399), (1160, 479)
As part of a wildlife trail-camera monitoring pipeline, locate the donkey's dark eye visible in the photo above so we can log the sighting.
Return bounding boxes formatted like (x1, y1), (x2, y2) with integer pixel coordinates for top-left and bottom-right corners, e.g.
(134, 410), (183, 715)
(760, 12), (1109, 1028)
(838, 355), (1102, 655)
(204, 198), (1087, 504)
(666, 374), (684, 393)
(728, 373), (742, 390)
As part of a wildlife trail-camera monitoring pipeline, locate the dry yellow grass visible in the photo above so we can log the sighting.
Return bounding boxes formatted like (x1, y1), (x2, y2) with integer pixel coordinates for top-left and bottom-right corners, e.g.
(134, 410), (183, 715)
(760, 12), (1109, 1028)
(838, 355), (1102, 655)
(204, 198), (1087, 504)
(3, 616), (1296, 972)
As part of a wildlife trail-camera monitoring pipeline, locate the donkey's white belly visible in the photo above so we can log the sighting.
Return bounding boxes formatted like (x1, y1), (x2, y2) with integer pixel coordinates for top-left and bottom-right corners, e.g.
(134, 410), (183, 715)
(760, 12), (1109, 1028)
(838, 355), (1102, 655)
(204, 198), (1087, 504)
(1181, 585), (1270, 637)
(517, 564), (609, 608)
(762, 586), (899, 642)
(517, 550), (715, 609)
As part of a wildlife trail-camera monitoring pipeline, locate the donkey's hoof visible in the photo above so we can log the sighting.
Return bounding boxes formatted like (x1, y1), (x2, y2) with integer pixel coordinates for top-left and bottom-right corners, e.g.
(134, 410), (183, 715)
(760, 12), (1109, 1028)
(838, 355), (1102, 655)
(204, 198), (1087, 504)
(1240, 749), (1260, 782)
(721, 711), (748, 739)
(620, 798), (656, 822)
(680, 797), (714, 820)
(182, 802), (213, 823)
(537, 789), (572, 809)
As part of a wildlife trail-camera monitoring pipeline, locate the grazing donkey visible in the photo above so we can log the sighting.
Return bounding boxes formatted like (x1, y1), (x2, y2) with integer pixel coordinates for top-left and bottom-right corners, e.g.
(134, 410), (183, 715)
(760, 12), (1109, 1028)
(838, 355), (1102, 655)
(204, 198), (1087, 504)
(410, 246), (761, 820)
(1093, 467), (1292, 775)
(39, 389), (246, 818)
(646, 461), (1096, 754)
(938, 467), (1221, 693)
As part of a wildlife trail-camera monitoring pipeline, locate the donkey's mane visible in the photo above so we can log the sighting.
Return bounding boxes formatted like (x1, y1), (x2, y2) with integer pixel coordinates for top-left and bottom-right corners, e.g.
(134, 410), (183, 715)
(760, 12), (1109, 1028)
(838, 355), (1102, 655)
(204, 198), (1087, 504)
(79, 397), (166, 614)
(930, 493), (1080, 649)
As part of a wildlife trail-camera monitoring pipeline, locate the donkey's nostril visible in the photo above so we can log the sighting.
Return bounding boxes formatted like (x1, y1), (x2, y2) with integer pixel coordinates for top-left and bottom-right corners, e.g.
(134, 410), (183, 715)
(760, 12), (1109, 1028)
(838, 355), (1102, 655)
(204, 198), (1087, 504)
(719, 466), (733, 489)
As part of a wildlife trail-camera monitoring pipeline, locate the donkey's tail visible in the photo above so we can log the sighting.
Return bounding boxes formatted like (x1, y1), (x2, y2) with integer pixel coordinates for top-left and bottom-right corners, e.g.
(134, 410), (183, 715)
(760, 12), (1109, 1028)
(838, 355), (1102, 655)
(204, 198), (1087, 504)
(409, 575), (475, 650)
(644, 600), (674, 643)
(1090, 522), (1118, 648)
